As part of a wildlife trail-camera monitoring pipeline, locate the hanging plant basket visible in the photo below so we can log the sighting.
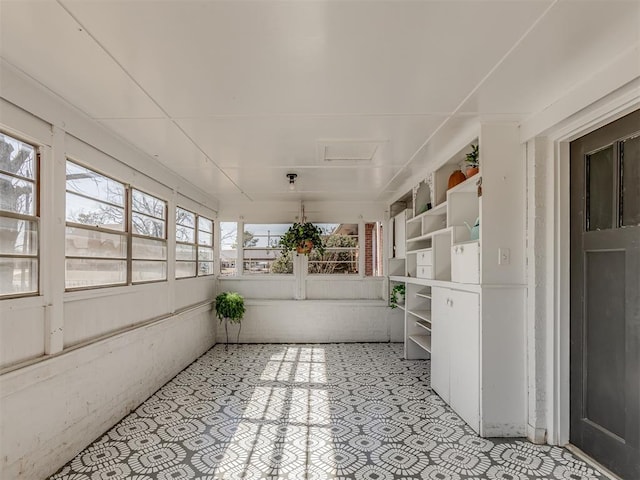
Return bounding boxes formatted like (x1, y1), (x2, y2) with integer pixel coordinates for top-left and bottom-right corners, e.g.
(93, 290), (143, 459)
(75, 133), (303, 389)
(280, 222), (326, 256)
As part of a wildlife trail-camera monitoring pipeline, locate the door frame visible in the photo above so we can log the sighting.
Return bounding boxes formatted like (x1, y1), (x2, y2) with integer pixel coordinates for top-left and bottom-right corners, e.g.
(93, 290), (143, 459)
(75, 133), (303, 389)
(546, 98), (640, 447)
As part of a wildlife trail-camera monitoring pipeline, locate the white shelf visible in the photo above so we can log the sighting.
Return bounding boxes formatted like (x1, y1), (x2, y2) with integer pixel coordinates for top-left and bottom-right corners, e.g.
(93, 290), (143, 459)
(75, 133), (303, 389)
(415, 319), (432, 332)
(415, 291), (432, 300)
(425, 201), (447, 216)
(407, 226), (450, 243)
(447, 174), (480, 195)
(409, 334), (432, 352)
(408, 309), (431, 322)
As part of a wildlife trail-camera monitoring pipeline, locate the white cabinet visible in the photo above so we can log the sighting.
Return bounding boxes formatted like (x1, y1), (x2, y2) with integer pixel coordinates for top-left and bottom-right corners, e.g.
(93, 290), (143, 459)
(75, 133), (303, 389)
(431, 287), (450, 403)
(431, 287), (479, 432)
(393, 209), (407, 259)
(451, 241), (480, 284)
(448, 289), (480, 432)
(389, 123), (526, 438)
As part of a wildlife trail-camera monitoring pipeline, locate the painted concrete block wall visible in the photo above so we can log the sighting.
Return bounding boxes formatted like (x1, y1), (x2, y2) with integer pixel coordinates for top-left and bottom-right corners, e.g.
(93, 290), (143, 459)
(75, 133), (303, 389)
(0, 305), (216, 480)
(217, 299), (403, 344)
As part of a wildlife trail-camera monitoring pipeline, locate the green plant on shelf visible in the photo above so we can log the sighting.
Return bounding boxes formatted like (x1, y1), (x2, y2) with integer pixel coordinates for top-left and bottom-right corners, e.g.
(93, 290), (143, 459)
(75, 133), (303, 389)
(390, 283), (406, 309)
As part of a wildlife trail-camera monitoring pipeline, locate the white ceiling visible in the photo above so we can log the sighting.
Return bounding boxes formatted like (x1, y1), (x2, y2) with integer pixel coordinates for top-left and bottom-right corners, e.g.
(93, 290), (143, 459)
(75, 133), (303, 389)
(1, 0), (638, 207)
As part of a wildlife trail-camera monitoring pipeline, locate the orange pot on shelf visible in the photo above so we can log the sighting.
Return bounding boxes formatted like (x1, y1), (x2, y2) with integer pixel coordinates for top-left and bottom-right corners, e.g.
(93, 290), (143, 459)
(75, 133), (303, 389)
(466, 166), (479, 178)
(447, 169), (467, 189)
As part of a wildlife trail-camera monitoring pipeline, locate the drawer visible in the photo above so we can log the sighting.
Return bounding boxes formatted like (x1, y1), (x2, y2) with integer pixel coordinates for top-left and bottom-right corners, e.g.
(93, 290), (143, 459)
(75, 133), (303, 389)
(417, 265), (434, 279)
(417, 249), (433, 266)
(451, 242), (480, 284)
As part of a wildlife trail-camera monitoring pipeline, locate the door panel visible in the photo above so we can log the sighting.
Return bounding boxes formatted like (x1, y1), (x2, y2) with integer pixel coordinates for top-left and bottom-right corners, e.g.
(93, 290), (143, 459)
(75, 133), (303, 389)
(431, 287), (450, 403)
(570, 109), (640, 479)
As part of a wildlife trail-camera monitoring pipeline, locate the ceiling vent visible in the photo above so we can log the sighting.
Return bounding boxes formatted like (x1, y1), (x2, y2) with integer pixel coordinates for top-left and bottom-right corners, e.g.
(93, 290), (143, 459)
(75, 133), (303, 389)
(317, 140), (383, 164)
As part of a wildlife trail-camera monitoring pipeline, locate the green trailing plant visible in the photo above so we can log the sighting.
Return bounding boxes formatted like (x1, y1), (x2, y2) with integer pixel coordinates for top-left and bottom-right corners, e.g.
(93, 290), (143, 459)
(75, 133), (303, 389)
(279, 222), (326, 256)
(389, 283), (406, 309)
(215, 291), (245, 350)
(465, 144), (479, 168)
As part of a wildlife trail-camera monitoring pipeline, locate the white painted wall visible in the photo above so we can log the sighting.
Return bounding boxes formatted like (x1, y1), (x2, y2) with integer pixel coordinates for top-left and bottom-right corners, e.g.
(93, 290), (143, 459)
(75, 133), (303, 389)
(217, 299), (403, 344)
(0, 305), (216, 480)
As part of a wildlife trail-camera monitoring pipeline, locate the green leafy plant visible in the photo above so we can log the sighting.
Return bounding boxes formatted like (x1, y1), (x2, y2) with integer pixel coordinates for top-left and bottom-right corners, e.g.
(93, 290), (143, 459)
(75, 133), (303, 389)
(215, 291), (245, 350)
(279, 222), (326, 255)
(389, 283), (406, 309)
(465, 144), (479, 167)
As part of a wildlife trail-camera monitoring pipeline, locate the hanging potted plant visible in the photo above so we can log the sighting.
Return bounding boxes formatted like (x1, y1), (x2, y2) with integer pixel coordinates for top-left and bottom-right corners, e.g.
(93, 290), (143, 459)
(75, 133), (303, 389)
(465, 144), (480, 178)
(215, 291), (245, 350)
(280, 222), (326, 255)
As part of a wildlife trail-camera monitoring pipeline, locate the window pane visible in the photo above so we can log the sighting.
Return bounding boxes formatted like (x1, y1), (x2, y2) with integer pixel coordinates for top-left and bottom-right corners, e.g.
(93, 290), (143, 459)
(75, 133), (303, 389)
(132, 213), (165, 238)
(244, 223), (289, 248)
(65, 227), (126, 258)
(0, 172), (35, 215)
(132, 189), (165, 220)
(0, 258), (37, 296)
(220, 222), (237, 275)
(587, 146), (614, 231)
(198, 231), (212, 246)
(133, 237), (167, 260)
(198, 246), (214, 261)
(0, 217), (37, 255)
(198, 261), (214, 276)
(176, 225), (195, 243)
(622, 135), (640, 227)
(65, 259), (127, 288)
(176, 208), (195, 228)
(176, 261), (196, 278)
(309, 223), (359, 275)
(176, 244), (196, 261)
(0, 134), (36, 179)
(132, 260), (167, 283)
(198, 216), (213, 233)
(66, 161), (124, 206)
(66, 192), (125, 230)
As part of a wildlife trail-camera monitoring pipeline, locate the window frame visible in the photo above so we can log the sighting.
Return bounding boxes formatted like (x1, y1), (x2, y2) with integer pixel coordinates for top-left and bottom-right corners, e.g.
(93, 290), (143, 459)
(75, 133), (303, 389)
(175, 207), (215, 279)
(64, 160), (170, 291)
(0, 131), (40, 299)
(307, 223), (360, 276)
(241, 223), (294, 275)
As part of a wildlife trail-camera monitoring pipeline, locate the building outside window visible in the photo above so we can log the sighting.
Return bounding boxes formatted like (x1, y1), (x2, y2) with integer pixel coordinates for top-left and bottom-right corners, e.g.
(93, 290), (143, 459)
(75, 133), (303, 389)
(0, 132), (39, 297)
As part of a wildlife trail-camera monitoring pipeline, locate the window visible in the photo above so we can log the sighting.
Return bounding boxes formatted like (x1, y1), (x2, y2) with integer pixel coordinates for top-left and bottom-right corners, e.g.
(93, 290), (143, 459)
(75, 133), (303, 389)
(198, 216), (214, 276)
(308, 223), (359, 274)
(219, 222), (237, 276)
(0, 132), (39, 297)
(175, 207), (214, 278)
(175, 208), (196, 278)
(65, 161), (127, 288)
(131, 189), (167, 283)
(243, 223), (292, 274)
(65, 161), (168, 289)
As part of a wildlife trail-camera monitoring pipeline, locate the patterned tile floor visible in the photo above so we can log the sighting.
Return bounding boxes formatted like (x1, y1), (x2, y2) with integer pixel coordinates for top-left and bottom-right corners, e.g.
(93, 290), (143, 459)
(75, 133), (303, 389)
(50, 343), (604, 480)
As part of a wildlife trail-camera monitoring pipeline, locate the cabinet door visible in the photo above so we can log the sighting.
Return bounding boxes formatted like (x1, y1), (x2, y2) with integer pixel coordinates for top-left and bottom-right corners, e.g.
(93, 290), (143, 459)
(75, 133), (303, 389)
(431, 287), (450, 402)
(449, 290), (480, 432)
(394, 210), (406, 259)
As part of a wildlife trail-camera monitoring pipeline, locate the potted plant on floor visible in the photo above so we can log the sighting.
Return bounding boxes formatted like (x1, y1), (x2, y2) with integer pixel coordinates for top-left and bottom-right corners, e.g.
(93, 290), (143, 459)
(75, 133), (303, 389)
(280, 222), (326, 255)
(215, 291), (245, 350)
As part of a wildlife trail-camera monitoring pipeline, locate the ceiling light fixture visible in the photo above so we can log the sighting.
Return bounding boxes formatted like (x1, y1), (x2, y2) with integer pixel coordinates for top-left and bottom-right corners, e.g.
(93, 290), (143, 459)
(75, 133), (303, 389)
(286, 173), (298, 191)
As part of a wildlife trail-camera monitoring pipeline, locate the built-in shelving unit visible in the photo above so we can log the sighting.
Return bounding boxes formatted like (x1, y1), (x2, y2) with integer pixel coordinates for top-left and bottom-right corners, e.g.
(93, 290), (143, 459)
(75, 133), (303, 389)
(389, 122), (526, 438)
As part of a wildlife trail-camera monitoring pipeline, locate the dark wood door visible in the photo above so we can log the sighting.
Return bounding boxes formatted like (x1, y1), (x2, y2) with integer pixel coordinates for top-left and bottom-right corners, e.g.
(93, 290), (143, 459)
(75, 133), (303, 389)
(570, 109), (640, 479)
